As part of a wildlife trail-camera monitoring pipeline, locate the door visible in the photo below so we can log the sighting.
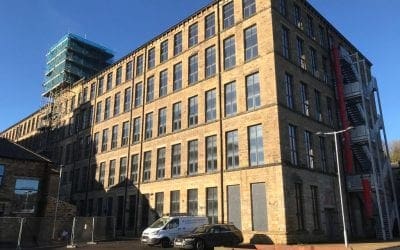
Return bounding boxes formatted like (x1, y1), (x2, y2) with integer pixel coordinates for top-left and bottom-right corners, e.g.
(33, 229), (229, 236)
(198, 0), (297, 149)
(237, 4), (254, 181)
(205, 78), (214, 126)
(325, 208), (336, 239)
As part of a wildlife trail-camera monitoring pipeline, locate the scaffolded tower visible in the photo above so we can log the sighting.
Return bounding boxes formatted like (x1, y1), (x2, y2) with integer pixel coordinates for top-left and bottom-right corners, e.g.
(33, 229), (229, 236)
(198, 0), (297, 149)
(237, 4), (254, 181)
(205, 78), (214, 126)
(41, 33), (113, 129)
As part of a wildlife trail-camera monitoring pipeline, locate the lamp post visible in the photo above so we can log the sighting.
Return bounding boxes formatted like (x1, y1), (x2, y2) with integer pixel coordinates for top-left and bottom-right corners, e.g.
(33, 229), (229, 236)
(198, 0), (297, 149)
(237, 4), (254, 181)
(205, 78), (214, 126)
(316, 126), (353, 248)
(52, 165), (63, 239)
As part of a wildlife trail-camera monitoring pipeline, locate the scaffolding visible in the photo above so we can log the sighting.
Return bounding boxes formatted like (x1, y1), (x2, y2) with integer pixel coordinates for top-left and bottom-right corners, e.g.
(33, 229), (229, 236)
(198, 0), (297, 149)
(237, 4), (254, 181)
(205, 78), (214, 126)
(43, 33), (113, 97)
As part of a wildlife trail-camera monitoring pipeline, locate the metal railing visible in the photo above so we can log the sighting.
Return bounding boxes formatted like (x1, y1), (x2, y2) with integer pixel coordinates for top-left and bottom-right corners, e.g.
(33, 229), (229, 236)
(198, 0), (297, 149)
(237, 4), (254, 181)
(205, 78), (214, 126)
(0, 216), (115, 249)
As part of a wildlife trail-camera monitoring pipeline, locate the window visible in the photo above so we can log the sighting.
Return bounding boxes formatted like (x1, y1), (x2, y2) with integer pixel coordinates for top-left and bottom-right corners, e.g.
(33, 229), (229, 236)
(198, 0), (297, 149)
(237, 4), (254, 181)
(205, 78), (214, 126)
(93, 132), (99, 154)
(101, 128), (108, 152)
(135, 82), (143, 107)
(319, 136), (327, 172)
(109, 159), (116, 186)
(226, 130), (239, 169)
(297, 37), (306, 70)
(143, 151), (151, 182)
(155, 192), (164, 217)
(300, 83), (309, 116)
(97, 77), (104, 96)
(116, 67), (122, 85)
(206, 187), (218, 223)
(111, 125), (118, 149)
(205, 46), (216, 78)
(126, 61), (133, 81)
(188, 140), (198, 175)
(225, 81), (237, 116)
(90, 83), (96, 100)
(114, 92), (120, 116)
(148, 48), (155, 69)
(188, 23), (198, 47)
(172, 144), (181, 177)
(187, 189), (198, 216)
(106, 72), (113, 91)
(243, 0), (256, 18)
(304, 131), (314, 169)
(131, 154), (139, 183)
(311, 186), (320, 230)
(172, 102), (181, 131)
(285, 73), (294, 109)
(83, 87), (88, 102)
(174, 32), (182, 56)
(307, 15), (315, 39)
(246, 72), (261, 110)
(206, 135), (217, 172)
(136, 55), (143, 76)
(295, 183), (305, 230)
(146, 76), (154, 103)
(279, 0), (287, 16)
(288, 124), (298, 165)
(281, 25), (290, 59)
(248, 124), (264, 166)
(156, 147), (166, 180)
(173, 62), (182, 91)
(170, 191), (180, 215)
(132, 117), (141, 143)
(95, 101), (102, 123)
(251, 182), (267, 231)
(327, 97), (333, 126)
(315, 90), (322, 121)
(14, 178), (39, 212)
(160, 40), (168, 63)
(188, 96), (198, 127)
(145, 112), (153, 139)
(102, 99), (111, 122)
(293, 4), (302, 29)
(223, 36), (236, 69)
(159, 70), (168, 97)
(322, 56), (329, 83)
(205, 13), (215, 39)
(244, 25), (258, 61)
(158, 107), (167, 136)
(223, 2), (234, 29)
(189, 54), (198, 84)
(99, 162), (105, 186)
(124, 87), (131, 112)
(119, 157), (127, 182)
(0, 164), (4, 185)
(121, 121), (129, 146)
(206, 89), (216, 122)
(319, 25), (326, 47)
(310, 47), (318, 76)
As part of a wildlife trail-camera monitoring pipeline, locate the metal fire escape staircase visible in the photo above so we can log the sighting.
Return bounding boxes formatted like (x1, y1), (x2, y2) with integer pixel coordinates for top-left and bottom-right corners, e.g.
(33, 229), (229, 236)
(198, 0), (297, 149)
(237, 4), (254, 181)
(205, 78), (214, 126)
(338, 47), (396, 240)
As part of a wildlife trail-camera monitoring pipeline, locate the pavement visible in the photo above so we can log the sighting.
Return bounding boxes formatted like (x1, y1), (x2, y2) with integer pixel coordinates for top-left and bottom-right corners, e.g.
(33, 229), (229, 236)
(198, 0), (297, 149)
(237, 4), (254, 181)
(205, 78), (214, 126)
(3, 239), (400, 250)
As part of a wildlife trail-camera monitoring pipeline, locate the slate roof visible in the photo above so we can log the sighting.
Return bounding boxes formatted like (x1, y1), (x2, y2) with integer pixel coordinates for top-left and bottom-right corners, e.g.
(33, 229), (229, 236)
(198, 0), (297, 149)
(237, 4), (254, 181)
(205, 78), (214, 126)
(0, 138), (51, 163)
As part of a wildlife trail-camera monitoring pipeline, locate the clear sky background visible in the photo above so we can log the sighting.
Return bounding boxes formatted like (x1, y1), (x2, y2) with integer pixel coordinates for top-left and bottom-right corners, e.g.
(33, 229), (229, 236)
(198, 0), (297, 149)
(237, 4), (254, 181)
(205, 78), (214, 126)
(0, 0), (399, 141)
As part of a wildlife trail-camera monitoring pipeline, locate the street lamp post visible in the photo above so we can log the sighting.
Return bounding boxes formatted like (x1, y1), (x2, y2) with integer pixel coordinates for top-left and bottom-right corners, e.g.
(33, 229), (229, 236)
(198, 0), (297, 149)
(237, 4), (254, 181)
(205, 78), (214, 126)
(316, 126), (352, 248)
(52, 165), (63, 240)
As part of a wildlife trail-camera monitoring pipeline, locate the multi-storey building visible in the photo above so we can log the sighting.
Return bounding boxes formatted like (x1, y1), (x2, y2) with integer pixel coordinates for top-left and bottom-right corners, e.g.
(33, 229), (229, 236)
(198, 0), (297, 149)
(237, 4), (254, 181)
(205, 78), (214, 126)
(1, 0), (398, 244)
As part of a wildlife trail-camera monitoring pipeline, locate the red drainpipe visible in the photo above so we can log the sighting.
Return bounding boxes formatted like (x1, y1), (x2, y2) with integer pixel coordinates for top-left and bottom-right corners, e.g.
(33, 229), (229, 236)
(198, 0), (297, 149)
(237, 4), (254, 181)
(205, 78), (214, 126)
(331, 45), (354, 174)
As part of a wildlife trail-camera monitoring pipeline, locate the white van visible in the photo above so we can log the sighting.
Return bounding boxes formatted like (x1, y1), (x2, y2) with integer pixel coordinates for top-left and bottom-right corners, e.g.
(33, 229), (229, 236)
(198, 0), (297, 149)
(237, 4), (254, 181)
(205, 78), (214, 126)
(141, 216), (208, 248)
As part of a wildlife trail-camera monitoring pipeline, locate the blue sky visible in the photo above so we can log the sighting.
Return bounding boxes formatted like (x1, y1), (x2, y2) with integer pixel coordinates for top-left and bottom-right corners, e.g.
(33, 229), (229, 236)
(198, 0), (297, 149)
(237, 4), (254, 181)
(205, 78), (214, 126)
(0, 0), (399, 141)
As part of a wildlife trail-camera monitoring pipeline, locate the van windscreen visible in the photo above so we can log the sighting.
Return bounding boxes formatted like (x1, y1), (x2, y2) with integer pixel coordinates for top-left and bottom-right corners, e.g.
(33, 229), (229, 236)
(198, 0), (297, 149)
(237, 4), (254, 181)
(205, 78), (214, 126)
(149, 218), (170, 228)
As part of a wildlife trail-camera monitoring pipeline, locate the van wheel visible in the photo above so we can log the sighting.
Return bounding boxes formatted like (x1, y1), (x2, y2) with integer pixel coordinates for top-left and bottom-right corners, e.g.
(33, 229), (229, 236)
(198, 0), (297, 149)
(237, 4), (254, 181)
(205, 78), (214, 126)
(195, 239), (205, 250)
(161, 238), (170, 248)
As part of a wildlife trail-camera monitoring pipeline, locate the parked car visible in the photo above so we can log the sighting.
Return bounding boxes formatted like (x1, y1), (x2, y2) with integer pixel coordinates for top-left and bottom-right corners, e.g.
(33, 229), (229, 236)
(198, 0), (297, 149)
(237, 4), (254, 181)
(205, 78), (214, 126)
(141, 216), (208, 248)
(173, 223), (243, 250)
